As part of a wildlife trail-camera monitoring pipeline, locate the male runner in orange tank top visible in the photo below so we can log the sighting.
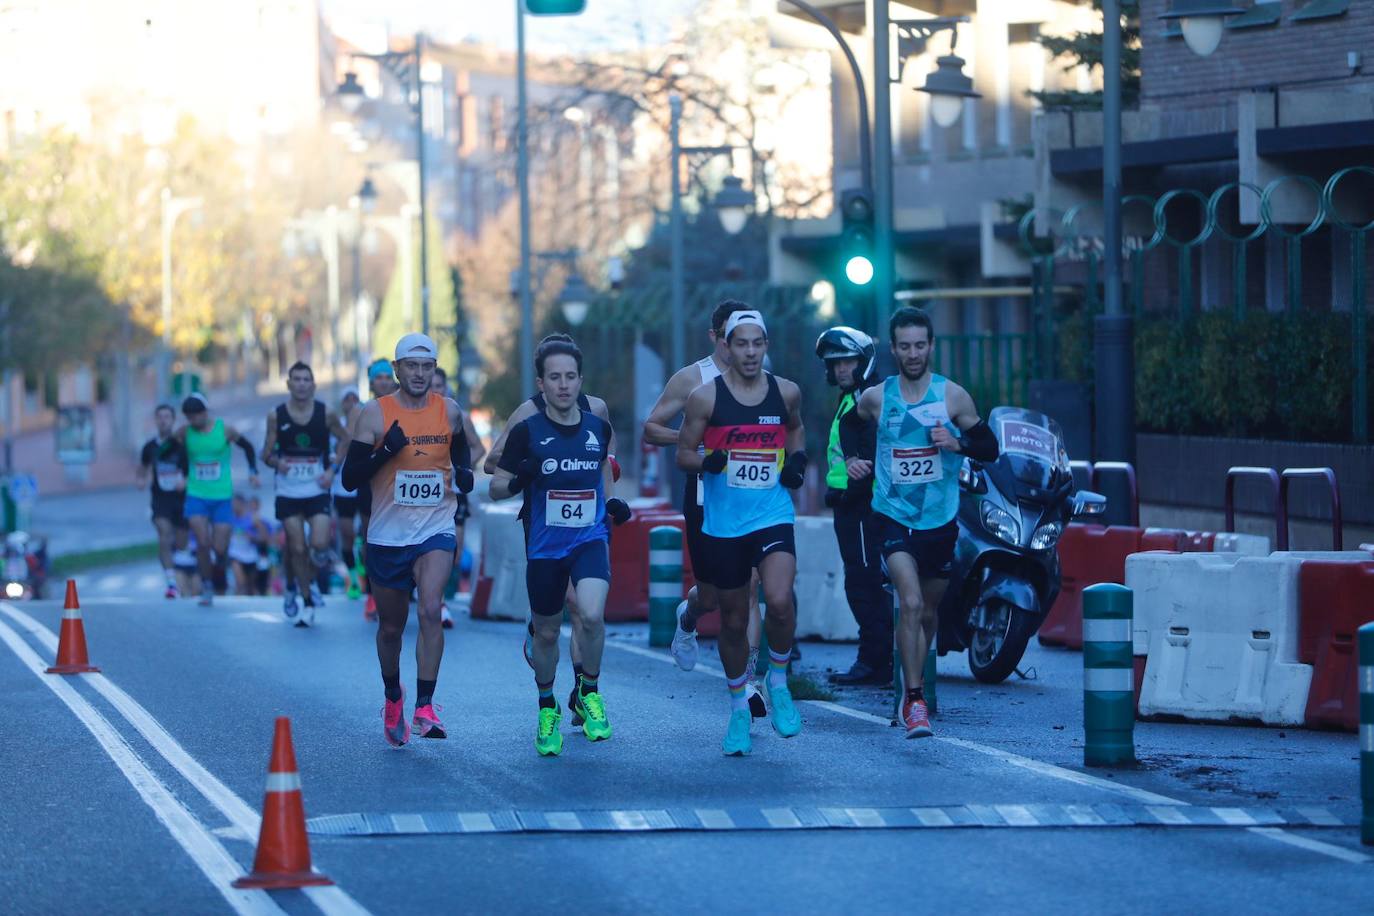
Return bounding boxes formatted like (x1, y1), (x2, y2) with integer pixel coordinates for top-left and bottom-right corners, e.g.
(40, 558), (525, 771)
(342, 333), (475, 747)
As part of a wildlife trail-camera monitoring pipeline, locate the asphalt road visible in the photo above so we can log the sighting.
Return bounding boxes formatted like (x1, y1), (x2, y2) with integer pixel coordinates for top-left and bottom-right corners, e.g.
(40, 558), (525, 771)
(1, 562), (1370, 914)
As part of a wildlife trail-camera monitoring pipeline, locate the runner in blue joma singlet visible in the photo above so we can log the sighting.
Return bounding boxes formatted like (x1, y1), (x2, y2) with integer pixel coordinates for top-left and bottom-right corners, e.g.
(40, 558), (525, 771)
(677, 309), (808, 756)
(490, 336), (632, 757)
(855, 306), (999, 741)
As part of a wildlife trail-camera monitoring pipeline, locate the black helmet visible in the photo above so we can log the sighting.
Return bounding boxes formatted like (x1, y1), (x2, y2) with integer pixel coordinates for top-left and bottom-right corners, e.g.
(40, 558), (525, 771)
(815, 326), (876, 388)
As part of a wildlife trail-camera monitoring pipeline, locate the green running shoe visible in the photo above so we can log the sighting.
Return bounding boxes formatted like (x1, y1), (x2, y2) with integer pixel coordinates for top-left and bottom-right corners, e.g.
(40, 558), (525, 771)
(536, 705), (563, 757)
(765, 680), (802, 738)
(574, 690), (612, 741)
(722, 708), (752, 756)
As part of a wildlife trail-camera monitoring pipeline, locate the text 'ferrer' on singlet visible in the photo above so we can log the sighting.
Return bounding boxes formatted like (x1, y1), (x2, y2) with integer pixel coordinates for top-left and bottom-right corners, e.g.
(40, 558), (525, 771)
(367, 392), (456, 547)
(700, 373), (794, 538)
(871, 374), (963, 531)
(500, 408), (610, 560)
(273, 401), (329, 499)
(186, 419), (232, 501)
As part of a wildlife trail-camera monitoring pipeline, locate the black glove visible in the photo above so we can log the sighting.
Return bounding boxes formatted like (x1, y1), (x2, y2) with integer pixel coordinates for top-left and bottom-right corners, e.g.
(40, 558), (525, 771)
(780, 451), (808, 490)
(605, 497), (631, 526)
(507, 457), (538, 494)
(824, 488), (843, 509)
(380, 420), (407, 456)
(453, 466), (474, 494)
(701, 449), (728, 474)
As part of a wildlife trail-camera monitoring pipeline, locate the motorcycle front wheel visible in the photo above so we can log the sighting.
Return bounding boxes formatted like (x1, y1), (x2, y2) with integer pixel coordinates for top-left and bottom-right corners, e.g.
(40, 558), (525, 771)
(967, 599), (1037, 684)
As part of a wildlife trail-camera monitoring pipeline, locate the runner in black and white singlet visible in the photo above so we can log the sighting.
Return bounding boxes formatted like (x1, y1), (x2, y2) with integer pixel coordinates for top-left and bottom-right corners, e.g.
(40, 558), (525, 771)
(261, 361), (350, 626)
(677, 309), (808, 756)
(137, 403), (189, 599)
(644, 301), (767, 716)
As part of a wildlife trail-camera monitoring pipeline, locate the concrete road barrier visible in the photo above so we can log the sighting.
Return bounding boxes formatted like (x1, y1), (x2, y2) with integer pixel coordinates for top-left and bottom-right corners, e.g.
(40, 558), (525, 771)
(1136, 554), (1311, 725)
(793, 516), (856, 641)
(478, 502), (529, 621)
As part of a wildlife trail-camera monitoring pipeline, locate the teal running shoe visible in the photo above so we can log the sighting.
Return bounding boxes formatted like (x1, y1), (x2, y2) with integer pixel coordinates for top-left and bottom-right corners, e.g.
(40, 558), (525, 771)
(765, 680), (802, 738)
(722, 709), (752, 757)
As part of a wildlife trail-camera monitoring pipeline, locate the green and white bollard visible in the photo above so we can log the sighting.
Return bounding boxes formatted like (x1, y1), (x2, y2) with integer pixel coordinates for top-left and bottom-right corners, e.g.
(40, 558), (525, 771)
(1359, 621), (1374, 846)
(648, 526), (683, 648)
(1083, 583), (1135, 767)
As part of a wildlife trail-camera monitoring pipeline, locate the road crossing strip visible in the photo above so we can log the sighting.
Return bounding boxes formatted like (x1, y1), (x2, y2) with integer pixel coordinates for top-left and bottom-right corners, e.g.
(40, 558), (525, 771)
(2, 601), (1366, 871)
(591, 624), (1371, 863)
(305, 803), (1355, 837)
(0, 603), (372, 916)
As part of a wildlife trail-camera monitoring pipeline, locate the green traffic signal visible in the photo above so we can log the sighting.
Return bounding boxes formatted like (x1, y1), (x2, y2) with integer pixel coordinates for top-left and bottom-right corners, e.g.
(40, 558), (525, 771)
(524, 0), (587, 13)
(845, 254), (874, 286)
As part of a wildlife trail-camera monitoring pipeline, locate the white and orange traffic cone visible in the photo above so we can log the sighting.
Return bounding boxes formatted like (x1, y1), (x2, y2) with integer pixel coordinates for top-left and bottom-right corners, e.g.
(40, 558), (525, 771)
(233, 717), (333, 889)
(45, 579), (99, 675)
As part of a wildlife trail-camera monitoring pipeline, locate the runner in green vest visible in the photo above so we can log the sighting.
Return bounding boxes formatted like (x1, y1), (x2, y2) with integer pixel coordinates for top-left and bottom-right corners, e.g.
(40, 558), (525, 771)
(176, 393), (260, 606)
(855, 307), (999, 739)
(814, 326), (891, 686)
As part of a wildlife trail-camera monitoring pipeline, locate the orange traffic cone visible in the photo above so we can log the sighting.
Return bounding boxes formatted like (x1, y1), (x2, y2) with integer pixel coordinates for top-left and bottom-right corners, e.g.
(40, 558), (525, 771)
(233, 717), (333, 889)
(45, 580), (99, 675)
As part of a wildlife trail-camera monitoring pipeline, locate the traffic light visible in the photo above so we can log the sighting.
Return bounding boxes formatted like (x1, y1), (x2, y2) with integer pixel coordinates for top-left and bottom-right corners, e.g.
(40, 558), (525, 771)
(839, 188), (874, 288)
(525, 0), (587, 13)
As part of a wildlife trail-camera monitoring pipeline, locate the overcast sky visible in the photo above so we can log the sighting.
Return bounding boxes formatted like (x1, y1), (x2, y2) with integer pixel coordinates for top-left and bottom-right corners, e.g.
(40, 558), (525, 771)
(321, 0), (701, 53)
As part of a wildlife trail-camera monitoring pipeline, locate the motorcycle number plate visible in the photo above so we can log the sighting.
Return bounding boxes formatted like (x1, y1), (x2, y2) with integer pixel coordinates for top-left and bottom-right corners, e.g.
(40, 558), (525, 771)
(891, 447), (942, 485)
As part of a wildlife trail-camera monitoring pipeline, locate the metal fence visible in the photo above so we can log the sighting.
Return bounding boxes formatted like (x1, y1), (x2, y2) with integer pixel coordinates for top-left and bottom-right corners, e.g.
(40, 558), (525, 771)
(1019, 167), (1374, 444)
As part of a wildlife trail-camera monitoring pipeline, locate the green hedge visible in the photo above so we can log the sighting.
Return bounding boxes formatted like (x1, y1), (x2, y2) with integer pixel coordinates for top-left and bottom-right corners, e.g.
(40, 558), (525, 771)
(1056, 310), (1364, 443)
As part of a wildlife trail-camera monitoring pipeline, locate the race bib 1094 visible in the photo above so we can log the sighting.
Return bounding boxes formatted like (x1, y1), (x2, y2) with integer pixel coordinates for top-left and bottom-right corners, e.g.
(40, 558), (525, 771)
(394, 470), (444, 507)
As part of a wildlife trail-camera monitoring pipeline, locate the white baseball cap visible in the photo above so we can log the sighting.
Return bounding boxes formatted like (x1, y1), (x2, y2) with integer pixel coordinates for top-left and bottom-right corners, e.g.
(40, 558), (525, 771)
(724, 309), (767, 340)
(394, 333), (438, 361)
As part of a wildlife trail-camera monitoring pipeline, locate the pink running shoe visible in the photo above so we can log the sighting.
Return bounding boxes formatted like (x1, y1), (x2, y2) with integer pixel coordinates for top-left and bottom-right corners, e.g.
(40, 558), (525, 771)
(382, 688), (410, 747)
(412, 704), (446, 739)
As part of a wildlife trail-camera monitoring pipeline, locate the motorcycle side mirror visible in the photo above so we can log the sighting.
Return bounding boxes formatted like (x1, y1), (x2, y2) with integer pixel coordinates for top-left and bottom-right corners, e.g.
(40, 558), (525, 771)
(958, 459), (988, 494)
(1071, 490), (1107, 520)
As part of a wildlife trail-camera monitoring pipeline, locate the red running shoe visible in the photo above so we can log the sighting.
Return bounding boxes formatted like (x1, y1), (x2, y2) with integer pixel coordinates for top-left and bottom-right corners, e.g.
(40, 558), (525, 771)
(364, 593), (377, 622)
(902, 696), (933, 739)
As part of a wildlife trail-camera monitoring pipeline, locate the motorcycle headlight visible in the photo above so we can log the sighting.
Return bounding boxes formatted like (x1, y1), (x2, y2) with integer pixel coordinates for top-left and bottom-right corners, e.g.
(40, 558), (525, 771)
(980, 503), (1021, 546)
(5, 582), (24, 599)
(1030, 522), (1063, 551)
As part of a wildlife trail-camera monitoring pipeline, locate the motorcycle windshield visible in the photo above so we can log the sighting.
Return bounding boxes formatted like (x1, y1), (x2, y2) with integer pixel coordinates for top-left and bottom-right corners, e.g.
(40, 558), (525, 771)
(987, 407), (1069, 491)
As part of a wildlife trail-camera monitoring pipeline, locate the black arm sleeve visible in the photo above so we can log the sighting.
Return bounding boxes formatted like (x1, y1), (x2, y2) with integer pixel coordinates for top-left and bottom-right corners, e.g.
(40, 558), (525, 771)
(140, 441), (155, 468)
(342, 440), (393, 492)
(450, 423), (471, 468)
(961, 419), (1000, 463)
(838, 406), (877, 462)
(497, 422), (530, 475)
(234, 436), (258, 474)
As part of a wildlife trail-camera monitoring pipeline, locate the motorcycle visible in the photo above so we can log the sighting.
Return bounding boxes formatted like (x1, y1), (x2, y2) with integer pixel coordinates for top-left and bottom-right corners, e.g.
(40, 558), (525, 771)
(3, 530), (49, 601)
(936, 407), (1106, 683)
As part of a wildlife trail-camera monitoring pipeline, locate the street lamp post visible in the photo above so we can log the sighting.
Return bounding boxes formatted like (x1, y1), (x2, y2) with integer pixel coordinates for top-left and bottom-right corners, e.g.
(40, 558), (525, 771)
(517, 5), (535, 399)
(159, 187), (202, 400)
(337, 34), (431, 337)
(667, 92), (753, 374)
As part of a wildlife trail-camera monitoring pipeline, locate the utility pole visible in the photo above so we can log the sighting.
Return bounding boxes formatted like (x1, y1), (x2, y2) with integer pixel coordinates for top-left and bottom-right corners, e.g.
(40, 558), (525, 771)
(872, 0), (895, 357)
(516, 3), (535, 399)
(1095, 0), (1134, 464)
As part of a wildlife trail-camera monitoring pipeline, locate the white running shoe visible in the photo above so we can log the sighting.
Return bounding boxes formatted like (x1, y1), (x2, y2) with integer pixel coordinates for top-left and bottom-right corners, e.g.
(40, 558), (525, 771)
(282, 588), (300, 621)
(440, 603), (454, 629)
(298, 598), (315, 628)
(198, 579), (214, 608)
(308, 582), (324, 609)
(669, 601), (698, 671)
(746, 681), (767, 719)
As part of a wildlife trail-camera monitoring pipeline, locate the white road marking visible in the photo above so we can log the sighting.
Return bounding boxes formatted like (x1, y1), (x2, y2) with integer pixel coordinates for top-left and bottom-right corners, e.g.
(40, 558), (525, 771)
(571, 624), (726, 679)
(1246, 828), (1370, 865)
(0, 603), (373, 916)
(0, 616), (283, 916)
(234, 612), (286, 625)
